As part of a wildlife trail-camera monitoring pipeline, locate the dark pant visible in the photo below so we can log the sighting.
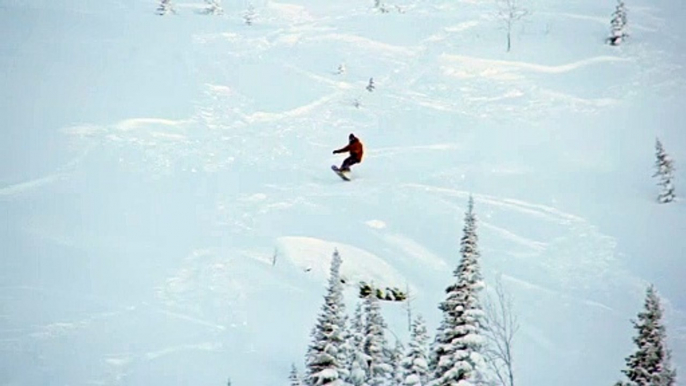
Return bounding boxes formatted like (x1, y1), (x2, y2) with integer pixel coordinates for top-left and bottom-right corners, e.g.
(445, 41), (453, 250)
(340, 156), (360, 171)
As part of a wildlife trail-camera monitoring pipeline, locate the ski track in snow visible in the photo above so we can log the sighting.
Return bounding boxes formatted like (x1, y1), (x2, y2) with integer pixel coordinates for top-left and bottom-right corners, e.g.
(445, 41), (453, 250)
(60, 17), (638, 170)
(440, 54), (631, 78)
(379, 233), (449, 272)
(480, 222), (548, 253)
(501, 274), (617, 314)
(0, 148), (91, 199)
(403, 183), (584, 225)
(0, 305), (137, 343)
(400, 183), (630, 302)
(0, 173), (68, 199)
(244, 91), (343, 123)
(368, 143), (461, 158)
(143, 342), (224, 360)
(304, 33), (420, 57)
(151, 308), (227, 331)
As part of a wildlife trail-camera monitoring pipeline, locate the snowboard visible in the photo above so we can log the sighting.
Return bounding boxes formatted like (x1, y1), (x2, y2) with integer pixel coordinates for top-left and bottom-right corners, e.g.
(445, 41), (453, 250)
(331, 165), (351, 181)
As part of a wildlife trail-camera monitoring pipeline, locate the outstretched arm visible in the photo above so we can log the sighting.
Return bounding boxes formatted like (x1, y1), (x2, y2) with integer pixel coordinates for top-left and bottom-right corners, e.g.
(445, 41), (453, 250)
(333, 144), (351, 154)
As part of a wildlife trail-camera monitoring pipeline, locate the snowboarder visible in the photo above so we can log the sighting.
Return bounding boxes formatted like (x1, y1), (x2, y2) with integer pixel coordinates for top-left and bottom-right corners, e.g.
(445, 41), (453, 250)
(332, 133), (364, 173)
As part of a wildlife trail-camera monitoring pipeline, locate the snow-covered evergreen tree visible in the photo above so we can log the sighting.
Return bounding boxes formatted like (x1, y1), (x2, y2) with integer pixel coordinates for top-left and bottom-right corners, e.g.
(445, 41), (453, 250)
(402, 316), (430, 386)
(653, 138), (676, 203)
(305, 250), (349, 386)
(156, 0), (175, 15)
(204, 0), (223, 15)
(339, 313), (352, 383)
(373, 0), (388, 12)
(347, 303), (369, 386)
(608, 0), (628, 45)
(244, 4), (256, 26)
(364, 294), (392, 386)
(656, 351), (677, 386)
(615, 285), (677, 386)
(366, 78), (375, 92)
(390, 340), (406, 386)
(337, 63), (346, 75)
(291, 364), (304, 386)
(429, 196), (486, 386)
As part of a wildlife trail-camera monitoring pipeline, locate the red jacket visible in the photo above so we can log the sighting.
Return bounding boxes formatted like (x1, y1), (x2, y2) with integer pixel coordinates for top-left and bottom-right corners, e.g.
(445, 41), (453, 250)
(334, 138), (364, 161)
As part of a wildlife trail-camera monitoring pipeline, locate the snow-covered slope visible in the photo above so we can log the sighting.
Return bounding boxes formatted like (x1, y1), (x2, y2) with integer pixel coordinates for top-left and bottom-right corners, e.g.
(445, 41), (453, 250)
(1, 0), (685, 385)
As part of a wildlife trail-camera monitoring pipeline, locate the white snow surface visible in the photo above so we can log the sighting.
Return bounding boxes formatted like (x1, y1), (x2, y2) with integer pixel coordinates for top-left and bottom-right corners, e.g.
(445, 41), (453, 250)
(1, 0), (685, 385)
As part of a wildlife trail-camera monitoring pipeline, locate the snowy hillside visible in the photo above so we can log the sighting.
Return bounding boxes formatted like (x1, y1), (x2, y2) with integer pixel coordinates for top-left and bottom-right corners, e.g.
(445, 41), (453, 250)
(1, 0), (685, 385)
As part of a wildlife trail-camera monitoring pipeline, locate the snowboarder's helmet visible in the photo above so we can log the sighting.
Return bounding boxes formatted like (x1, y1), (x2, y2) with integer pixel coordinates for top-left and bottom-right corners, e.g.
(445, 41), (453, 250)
(349, 133), (356, 141)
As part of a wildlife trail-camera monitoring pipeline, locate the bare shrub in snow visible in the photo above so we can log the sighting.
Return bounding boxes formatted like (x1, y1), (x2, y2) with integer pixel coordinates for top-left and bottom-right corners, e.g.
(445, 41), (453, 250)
(497, 0), (530, 52)
(483, 275), (519, 386)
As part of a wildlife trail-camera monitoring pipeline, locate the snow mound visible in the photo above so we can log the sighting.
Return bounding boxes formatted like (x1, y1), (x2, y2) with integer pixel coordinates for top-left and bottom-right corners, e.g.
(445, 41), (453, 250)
(277, 236), (408, 291)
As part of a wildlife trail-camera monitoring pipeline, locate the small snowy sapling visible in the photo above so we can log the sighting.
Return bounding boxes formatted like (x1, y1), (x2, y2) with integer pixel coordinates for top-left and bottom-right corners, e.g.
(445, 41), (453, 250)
(366, 78), (375, 92)
(244, 4), (256, 26)
(290, 364), (303, 386)
(401, 316), (429, 386)
(203, 0), (223, 15)
(608, 0), (628, 45)
(653, 138), (676, 203)
(337, 63), (346, 75)
(156, 0), (175, 15)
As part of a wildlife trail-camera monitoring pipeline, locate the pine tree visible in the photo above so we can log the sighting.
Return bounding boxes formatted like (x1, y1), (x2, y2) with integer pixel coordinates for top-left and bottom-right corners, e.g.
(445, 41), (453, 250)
(366, 78), (375, 92)
(608, 0), (628, 45)
(373, 0), (390, 13)
(615, 285), (677, 386)
(402, 316), (430, 386)
(429, 196), (486, 386)
(656, 351), (677, 386)
(364, 295), (392, 386)
(305, 250), (349, 386)
(348, 303), (369, 386)
(204, 0), (223, 15)
(156, 0), (175, 15)
(244, 4), (256, 26)
(390, 340), (406, 386)
(339, 313), (352, 383)
(653, 138), (676, 203)
(291, 364), (303, 386)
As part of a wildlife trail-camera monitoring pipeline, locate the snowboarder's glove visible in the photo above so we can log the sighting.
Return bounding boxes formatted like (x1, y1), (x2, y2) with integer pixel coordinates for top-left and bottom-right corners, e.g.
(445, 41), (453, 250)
(332, 150), (339, 154)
